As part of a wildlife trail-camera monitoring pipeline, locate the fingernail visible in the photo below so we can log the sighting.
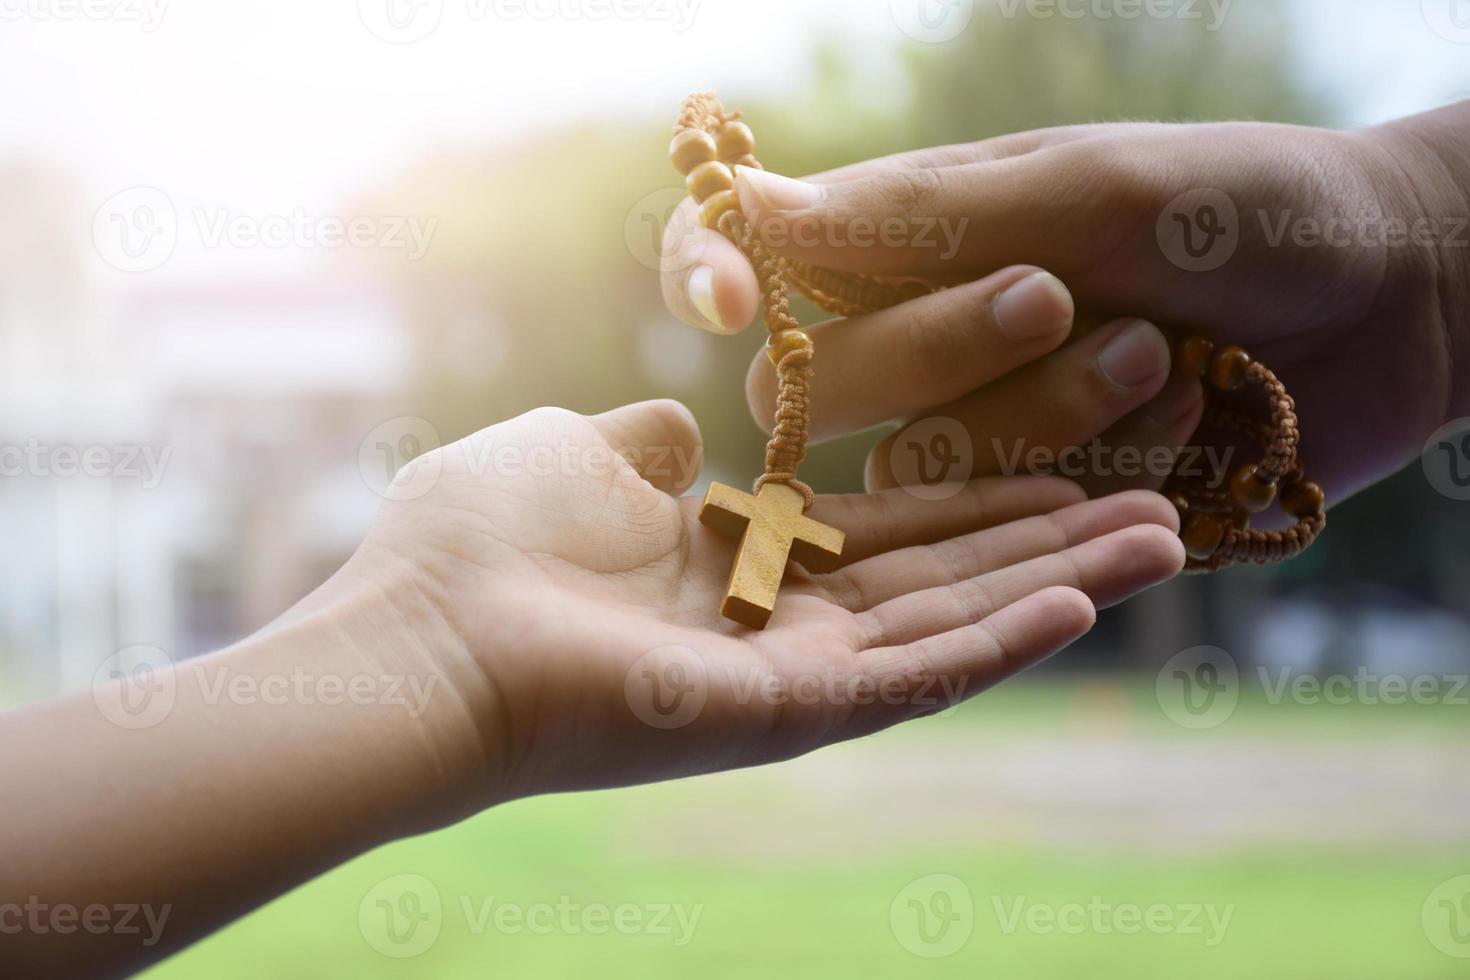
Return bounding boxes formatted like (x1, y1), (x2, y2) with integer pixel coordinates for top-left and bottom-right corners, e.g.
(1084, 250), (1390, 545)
(993, 271), (1074, 343)
(1098, 320), (1170, 389)
(686, 265), (727, 333)
(735, 167), (823, 213)
(1144, 376), (1203, 425)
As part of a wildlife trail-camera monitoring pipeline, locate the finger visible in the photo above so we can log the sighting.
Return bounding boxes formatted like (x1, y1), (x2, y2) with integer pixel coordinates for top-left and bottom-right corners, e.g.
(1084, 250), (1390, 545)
(855, 524), (1184, 650)
(744, 267), (1075, 441)
(834, 586), (1096, 739)
(659, 197), (759, 334)
(825, 490), (1178, 612)
(806, 475), (1086, 568)
(733, 138), (1130, 281)
(1073, 373), (1205, 498)
(589, 399), (703, 494)
(866, 318), (1174, 491)
(801, 129), (1069, 184)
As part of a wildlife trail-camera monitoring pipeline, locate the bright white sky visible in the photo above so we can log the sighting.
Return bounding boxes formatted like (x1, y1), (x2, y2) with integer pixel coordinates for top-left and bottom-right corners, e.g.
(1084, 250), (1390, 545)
(0, 0), (1465, 277)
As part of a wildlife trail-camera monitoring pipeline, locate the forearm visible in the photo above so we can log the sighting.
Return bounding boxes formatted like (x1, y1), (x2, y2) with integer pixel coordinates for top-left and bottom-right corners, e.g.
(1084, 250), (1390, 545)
(1367, 100), (1470, 419)
(0, 565), (491, 977)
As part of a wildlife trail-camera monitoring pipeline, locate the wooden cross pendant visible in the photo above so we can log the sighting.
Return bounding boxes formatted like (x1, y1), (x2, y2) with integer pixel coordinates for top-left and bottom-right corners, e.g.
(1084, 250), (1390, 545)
(698, 481), (845, 630)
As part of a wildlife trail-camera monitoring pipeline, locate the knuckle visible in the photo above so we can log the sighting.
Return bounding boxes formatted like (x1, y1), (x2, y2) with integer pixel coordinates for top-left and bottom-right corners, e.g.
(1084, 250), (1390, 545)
(895, 294), (980, 392)
(874, 168), (945, 216)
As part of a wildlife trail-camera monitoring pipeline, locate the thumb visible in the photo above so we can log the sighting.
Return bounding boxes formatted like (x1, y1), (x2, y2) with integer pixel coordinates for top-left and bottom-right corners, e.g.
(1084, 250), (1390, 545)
(589, 399), (704, 495)
(733, 143), (1127, 284)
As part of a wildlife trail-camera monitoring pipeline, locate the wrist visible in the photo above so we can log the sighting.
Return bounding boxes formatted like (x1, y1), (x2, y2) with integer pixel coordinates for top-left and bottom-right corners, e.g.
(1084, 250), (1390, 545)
(1360, 107), (1470, 423)
(280, 548), (509, 835)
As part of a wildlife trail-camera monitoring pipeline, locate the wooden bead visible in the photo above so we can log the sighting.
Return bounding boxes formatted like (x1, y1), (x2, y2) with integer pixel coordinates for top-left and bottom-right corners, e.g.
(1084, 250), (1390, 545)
(669, 129), (717, 176)
(1229, 463), (1277, 513)
(686, 160), (734, 204)
(1166, 493), (1191, 520)
(698, 189), (740, 230)
(765, 328), (812, 366)
(716, 120), (755, 161)
(1281, 480), (1325, 518)
(1181, 513), (1228, 562)
(1209, 345), (1251, 391)
(730, 154), (760, 171)
(1178, 336), (1215, 378)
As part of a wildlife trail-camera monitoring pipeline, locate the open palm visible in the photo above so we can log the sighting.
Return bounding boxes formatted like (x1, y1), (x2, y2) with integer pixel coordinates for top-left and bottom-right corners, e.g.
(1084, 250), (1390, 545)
(358, 399), (1183, 803)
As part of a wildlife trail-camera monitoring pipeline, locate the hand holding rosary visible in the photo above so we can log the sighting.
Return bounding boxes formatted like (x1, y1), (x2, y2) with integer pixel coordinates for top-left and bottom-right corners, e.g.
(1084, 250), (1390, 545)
(669, 91), (1326, 629)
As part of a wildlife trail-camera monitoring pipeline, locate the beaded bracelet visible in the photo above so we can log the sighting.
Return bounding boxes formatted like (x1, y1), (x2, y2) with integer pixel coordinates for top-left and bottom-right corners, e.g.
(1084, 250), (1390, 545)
(669, 92), (1325, 626)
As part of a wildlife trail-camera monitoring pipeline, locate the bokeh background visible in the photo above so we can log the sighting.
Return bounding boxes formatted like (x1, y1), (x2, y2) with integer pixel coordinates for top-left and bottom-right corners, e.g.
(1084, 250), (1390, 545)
(2, 0), (1469, 976)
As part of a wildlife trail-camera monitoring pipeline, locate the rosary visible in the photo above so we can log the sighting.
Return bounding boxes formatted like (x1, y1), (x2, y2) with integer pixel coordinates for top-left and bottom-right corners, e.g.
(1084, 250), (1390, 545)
(669, 92), (1326, 630)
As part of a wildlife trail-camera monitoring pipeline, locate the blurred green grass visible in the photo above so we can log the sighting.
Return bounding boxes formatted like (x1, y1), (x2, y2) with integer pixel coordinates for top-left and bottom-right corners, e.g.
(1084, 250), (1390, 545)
(147, 676), (1470, 979)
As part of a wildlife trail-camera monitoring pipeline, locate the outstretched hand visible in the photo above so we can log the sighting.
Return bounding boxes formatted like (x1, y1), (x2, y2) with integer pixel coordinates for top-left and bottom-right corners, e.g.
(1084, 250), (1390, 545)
(348, 399), (1183, 805)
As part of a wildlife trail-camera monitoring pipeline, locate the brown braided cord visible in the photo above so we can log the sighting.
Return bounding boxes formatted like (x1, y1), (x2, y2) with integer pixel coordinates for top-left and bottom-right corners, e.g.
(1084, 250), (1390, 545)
(675, 92), (1322, 570)
(676, 93), (817, 507)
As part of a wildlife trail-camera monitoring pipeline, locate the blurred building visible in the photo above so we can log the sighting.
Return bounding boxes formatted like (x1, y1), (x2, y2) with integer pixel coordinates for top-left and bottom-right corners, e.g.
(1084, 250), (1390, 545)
(0, 161), (412, 700)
